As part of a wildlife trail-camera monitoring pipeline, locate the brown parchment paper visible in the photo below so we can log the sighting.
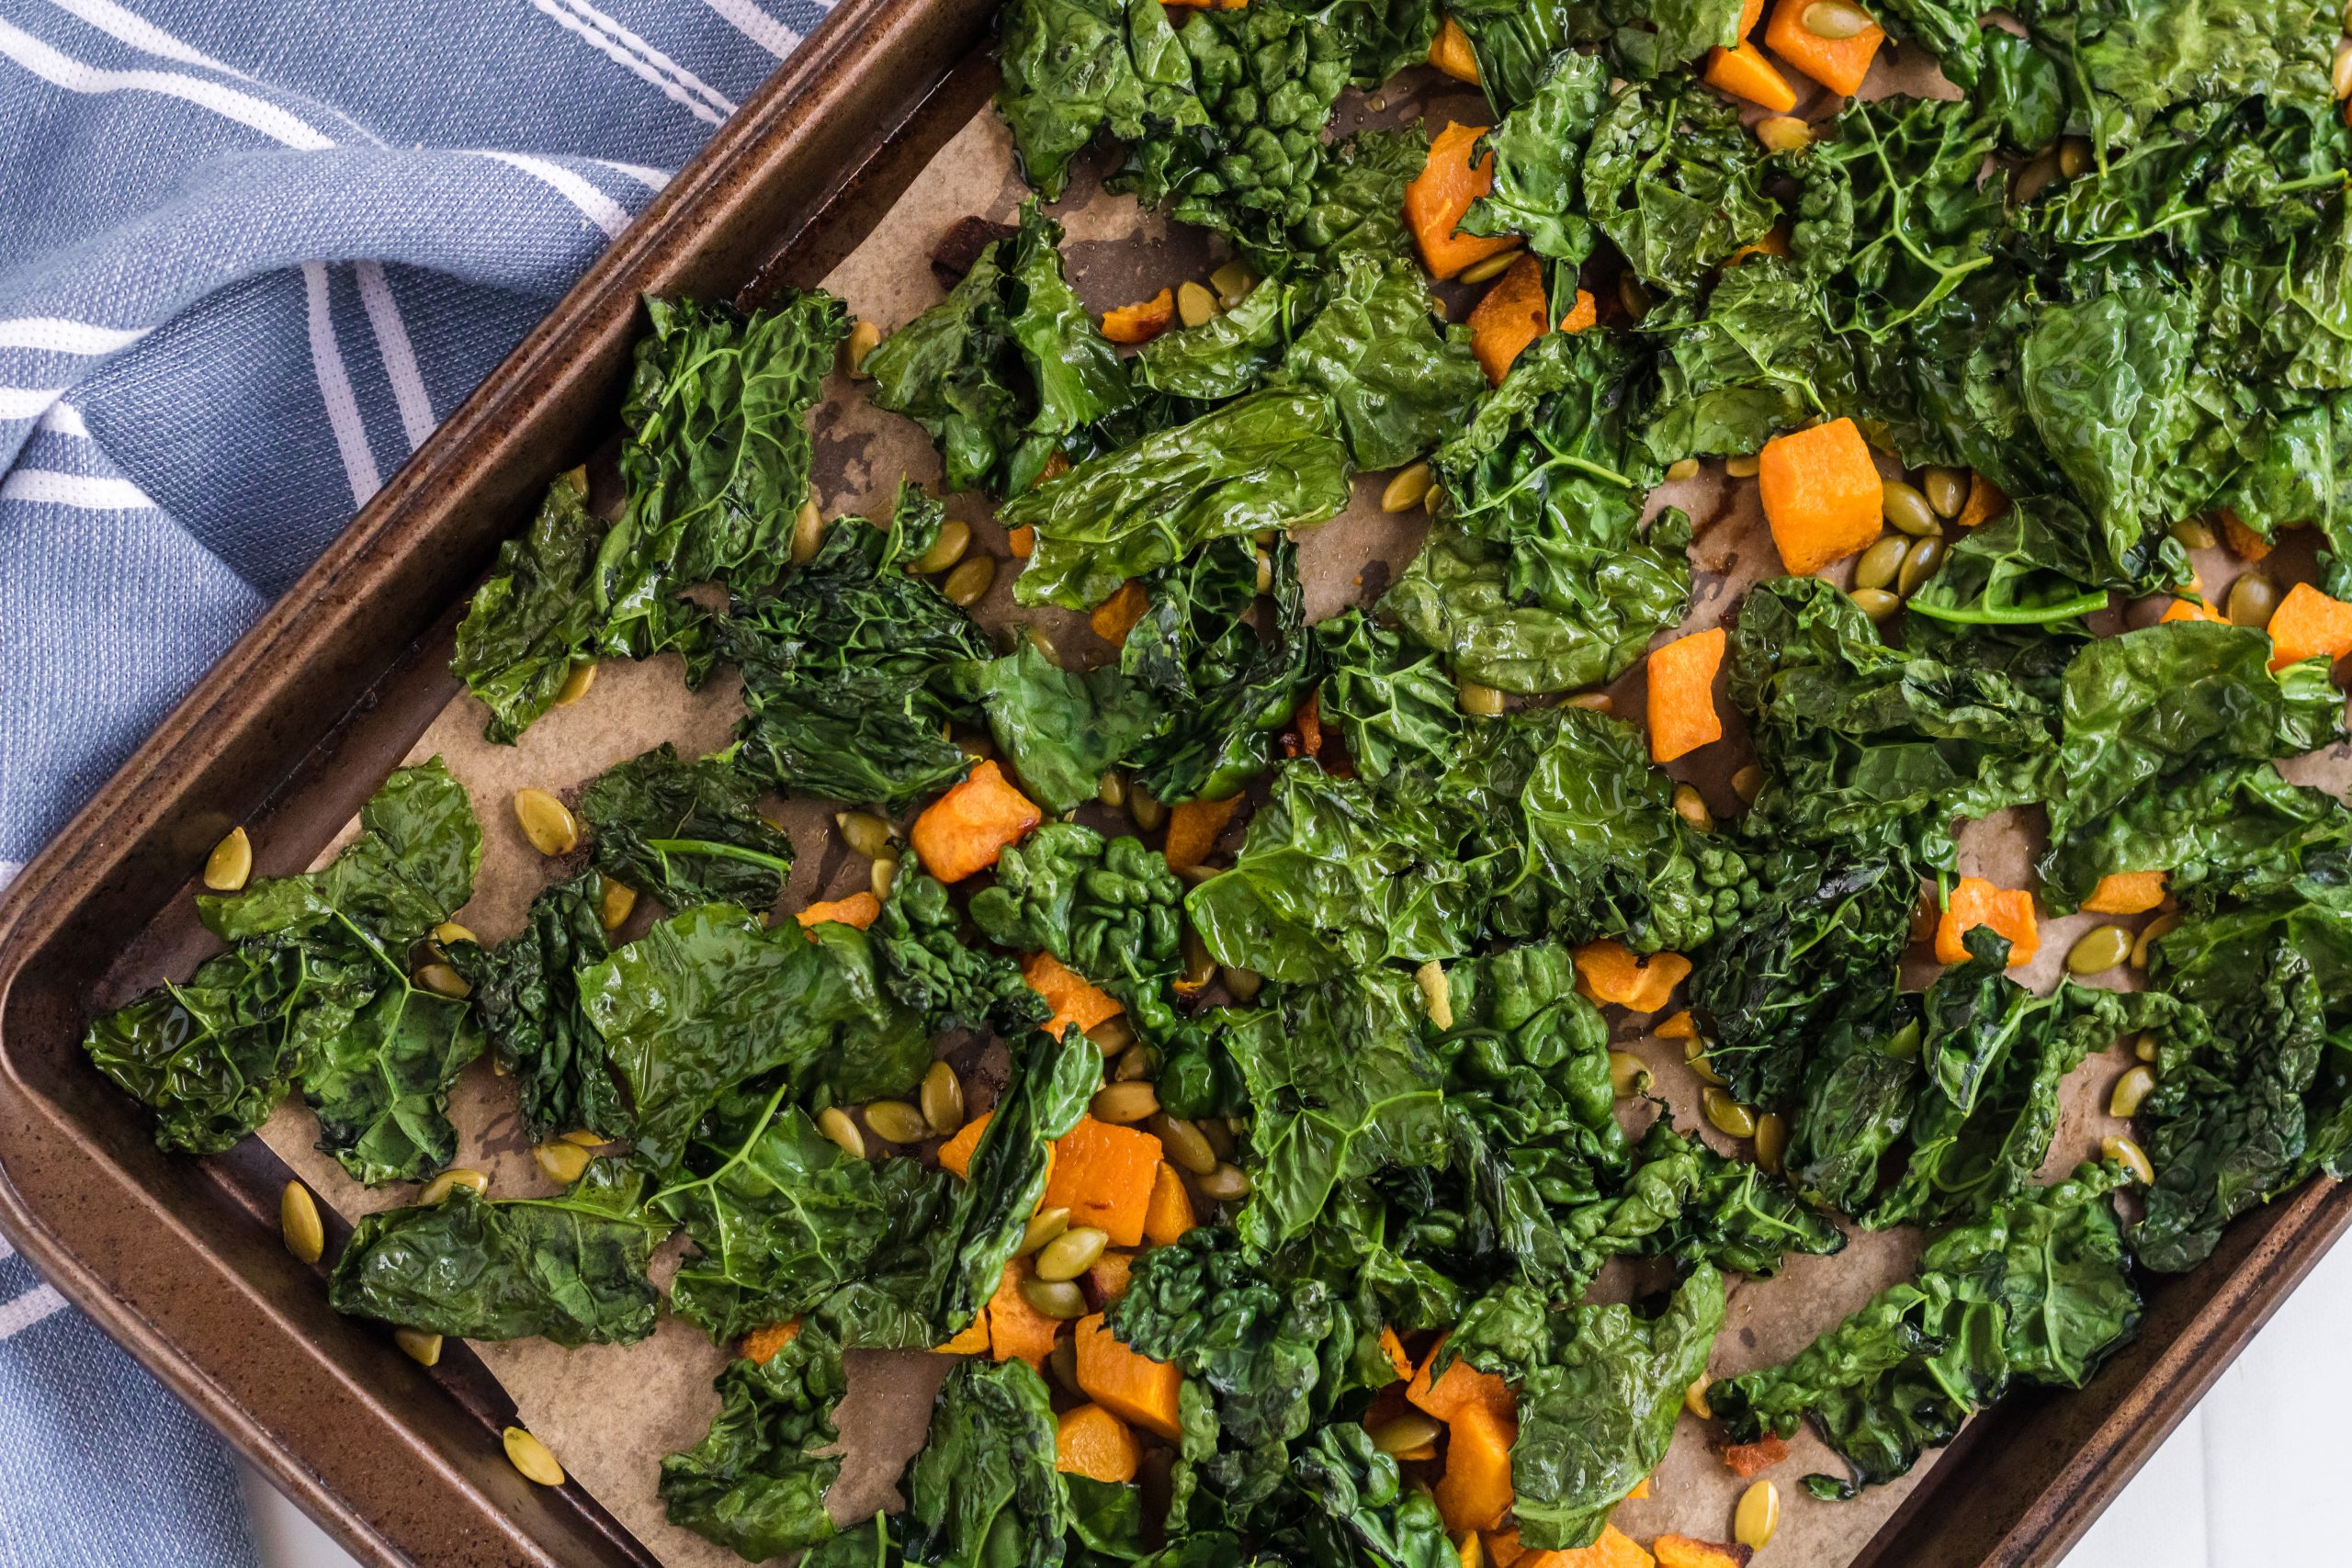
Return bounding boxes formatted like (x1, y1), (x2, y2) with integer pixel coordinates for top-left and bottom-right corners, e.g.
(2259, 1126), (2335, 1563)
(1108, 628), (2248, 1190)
(252, 42), (2352, 1567)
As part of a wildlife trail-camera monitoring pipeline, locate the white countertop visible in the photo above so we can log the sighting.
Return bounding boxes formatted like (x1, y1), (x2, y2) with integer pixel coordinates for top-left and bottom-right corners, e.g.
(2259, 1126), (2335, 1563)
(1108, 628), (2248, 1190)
(245, 1236), (2352, 1567)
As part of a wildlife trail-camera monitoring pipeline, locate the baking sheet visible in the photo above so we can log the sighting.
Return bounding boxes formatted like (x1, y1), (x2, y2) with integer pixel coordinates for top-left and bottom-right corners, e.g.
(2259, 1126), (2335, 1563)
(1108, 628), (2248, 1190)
(248, 45), (2352, 1565)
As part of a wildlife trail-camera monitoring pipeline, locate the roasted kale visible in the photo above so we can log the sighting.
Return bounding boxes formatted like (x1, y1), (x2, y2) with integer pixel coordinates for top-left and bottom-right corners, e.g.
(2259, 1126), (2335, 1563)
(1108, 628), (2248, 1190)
(447, 874), (622, 1144)
(576, 741), (794, 910)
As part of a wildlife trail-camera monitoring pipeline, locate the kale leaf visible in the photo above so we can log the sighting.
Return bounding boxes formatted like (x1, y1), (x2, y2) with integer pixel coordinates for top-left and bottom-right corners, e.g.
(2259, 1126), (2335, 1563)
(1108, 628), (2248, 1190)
(874, 852), (1053, 1035)
(957, 639), (1164, 815)
(449, 875), (621, 1143)
(1277, 256), (1486, 470)
(662, 1322), (853, 1559)
(577, 741), (794, 910)
(969, 823), (1186, 989)
(995, 0), (1202, 200)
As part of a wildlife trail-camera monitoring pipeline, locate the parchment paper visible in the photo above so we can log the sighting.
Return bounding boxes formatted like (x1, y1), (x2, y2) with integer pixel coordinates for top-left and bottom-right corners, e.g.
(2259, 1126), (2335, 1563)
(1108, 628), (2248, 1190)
(251, 41), (2352, 1566)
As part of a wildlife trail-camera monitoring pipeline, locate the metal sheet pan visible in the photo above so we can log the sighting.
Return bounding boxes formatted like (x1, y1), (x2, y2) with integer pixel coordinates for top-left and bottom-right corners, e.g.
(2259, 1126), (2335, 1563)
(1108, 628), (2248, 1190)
(2, 3), (2346, 1562)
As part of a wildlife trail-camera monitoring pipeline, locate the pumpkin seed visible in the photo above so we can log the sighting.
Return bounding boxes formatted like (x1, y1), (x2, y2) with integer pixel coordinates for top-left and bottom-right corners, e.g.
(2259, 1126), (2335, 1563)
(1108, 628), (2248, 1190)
(1732, 763), (1765, 803)
(1197, 1163), (1252, 1201)
(2104, 1134), (2154, 1184)
(1221, 964), (1263, 1003)
(204, 827), (254, 892)
(944, 555), (997, 606)
(598, 877), (638, 931)
(859, 1100), (925, 1145)
(1180, 927), (1217, 991)
(433, 921), (477, 948)
(1724, 453), (1761, 479)
(503, 1427), (565, 1487)
(1114, 1043), (1153, 1082)
(1608, 1049), (1653, 1099)
(1416, 960), (1453, 1030)
(1754, 115), (1812, 154)
(1617, 272), (1651, 321)
(1035, 1225), (1110, 1282)
(533, 1141), (591, 1184)
(1456, 245), (1522, 285)
(871, 856), (900, 902)
(2335, 37), (2352, 99)
(1019, 1209), (1071, 1258)
(1897, 535), (1947, 596)
(280, 1181), (324, 1264)
(414, 962), (471, 999)
(922, 1062), (966, 1137)
(911, 518), (972, 576)
(1853, 535), (1907, 592)
(2067, 923), (2134, 975)
(1177, 280), (1220, 328)
(817, 1106), (865, 1159)
(1200, 1117), (1236, 1161)
(1458, 681), (1506, 716)
(1093, 1080), (1160, 1124)
(419, 1167), (489, 1206)
(561, 1129), (605, 1148)
(1210, 259), (1258, 308)
(553, 660), (597, 706)
(1850, 586), (1902, 624)
(1664, 457), (1701, 483)
(2169, 516), (2218, 549)
(1684, 1376), (1713, 1419)
(1801, 0), (1873, 35)
(1685, 1035), (1727, 1087)
(1736, 1480), (1781, 1550)
(1563, 691), (1614, 713)
(2013, 152), (2059, 205)
(394, 1327), (443, 1367)
(789, 496), (827, 564)
(1049, 1336), (1082, 1393)
(1672, 784), (1713, 834)
(1882, 479), (1940, 536)
(1371, 1413), (1445, 1456)
(2109, 1065), (2157, 1119)
(1381, 461), (1434, 513)
(1254, 548), (1273, 595)
(1128, 783), (1167, 832)
(513, 788), (578, 856)
(2225, 571), (2278, 629)
(834, 810), (893, 860)
(844, 318), (882, 378)
(2132, 910), (2183, 968)
(1021, 1274), (1090, 1319)
(1703, 1088), (1758, 1139)
(1097, 770), (1127, 808)
(1087, 1014), (1137, 1055)
(1921, 466), (1969, 518)
(1755, 1112), (1790, 1177)
(2057, 136), (2093, 179)
(2134, 1031), (2159, 1064)
(1150, 1112), (1218, 1175)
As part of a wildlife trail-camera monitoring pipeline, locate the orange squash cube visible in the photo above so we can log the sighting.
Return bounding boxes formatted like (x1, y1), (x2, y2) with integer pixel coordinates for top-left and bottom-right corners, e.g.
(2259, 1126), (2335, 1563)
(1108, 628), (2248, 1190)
(1646, 626), (1726, 762)
(1934, 876), (2039, 966)
(1757, 418), (1883, 576)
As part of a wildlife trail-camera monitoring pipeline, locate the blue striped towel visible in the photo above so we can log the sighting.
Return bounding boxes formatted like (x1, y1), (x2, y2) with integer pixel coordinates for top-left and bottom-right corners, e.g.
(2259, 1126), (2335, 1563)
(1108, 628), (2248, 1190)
(0, 3), (826, 1561)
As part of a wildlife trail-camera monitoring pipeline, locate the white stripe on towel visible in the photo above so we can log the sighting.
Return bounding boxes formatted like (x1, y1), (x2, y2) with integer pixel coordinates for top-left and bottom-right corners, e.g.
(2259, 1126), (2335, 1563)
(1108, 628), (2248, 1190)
(0, 469), (156, 510)
(354, 262), (433, 452)
(0, 18), (334, 150)
(469, 152), (632, 241)
(302, 263), (379, 506)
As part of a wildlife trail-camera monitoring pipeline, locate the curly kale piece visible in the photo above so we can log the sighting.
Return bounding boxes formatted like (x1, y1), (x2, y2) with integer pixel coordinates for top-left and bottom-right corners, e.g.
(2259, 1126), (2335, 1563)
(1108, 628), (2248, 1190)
(968, 822), (1185, 988)
(1580, 80), (1777, 297)
(662, 1321), (852, 1560)
(576, 741), (794, 911)
(723, 482), (994, 813)
(448, 873), (625, 1144)
(873, 852), (1050, 1036)
(995, 0), (1202, 200)
(1311, 609), (1463, 791)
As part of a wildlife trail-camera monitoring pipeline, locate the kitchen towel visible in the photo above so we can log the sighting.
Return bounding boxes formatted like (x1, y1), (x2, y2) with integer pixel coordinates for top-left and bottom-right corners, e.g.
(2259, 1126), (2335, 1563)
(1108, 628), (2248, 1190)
(0, 3), (822, 1562)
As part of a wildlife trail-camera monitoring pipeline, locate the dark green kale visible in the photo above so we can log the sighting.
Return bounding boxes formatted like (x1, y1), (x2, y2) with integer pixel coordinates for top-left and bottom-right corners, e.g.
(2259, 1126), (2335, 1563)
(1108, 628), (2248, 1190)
(1459, 53), (1611, 263)
(1282, 1425), (1457, 1568)
(448, 874), (622, 1143)
(1135, 276), (1308, 401)
(1442, 1265), (1725, 1550)
(865, 202), (1133, 497)
(662, 1321), (853, 1560)
(1781, 1004), (1925, 1217)
(576, 741), (794, 910)
(1002, 389), (1354, 612)
(995, 0), (1203, 200)
(1310, 610), (1464, 789)
(900, 1358), (1072, 1567)
(2007, 0), (2338, 145)
(85, 760), (484, 1183)
(577, 903), (929, 1174)
(1186, 765), (1479, 984)
(956, 639), (1164, 815)
(1580, 81), (1776, 297)
(1640, 259), (1844, 463)
(723, 483), (995, 813)
(326, 1184), (664, 1345)
(451, 470), (707, 745)
(1726, 576), (2057, 864)
(1713, 1163), (2140, 1499)
(1617, 1122), (1848, 1279)
(601, 292), (848, 653)
(874, 852), (1053, 1035)
(968, 823), (1186, 988)
(1276, 256), (1486, 470)
(2039, 761), (2352, 914)
(1122, 536), (1315, 805)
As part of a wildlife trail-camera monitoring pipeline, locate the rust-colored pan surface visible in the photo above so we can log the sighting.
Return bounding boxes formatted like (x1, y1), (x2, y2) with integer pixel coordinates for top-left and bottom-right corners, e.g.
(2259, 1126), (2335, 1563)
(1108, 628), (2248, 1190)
(0, 1), (2345, 1562)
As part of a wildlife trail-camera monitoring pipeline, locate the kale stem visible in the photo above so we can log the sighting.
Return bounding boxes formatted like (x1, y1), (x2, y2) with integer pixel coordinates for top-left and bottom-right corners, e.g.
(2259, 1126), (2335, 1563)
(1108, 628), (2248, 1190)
(645, 838), (797, 875)
(1905, 587), (2108, 626)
